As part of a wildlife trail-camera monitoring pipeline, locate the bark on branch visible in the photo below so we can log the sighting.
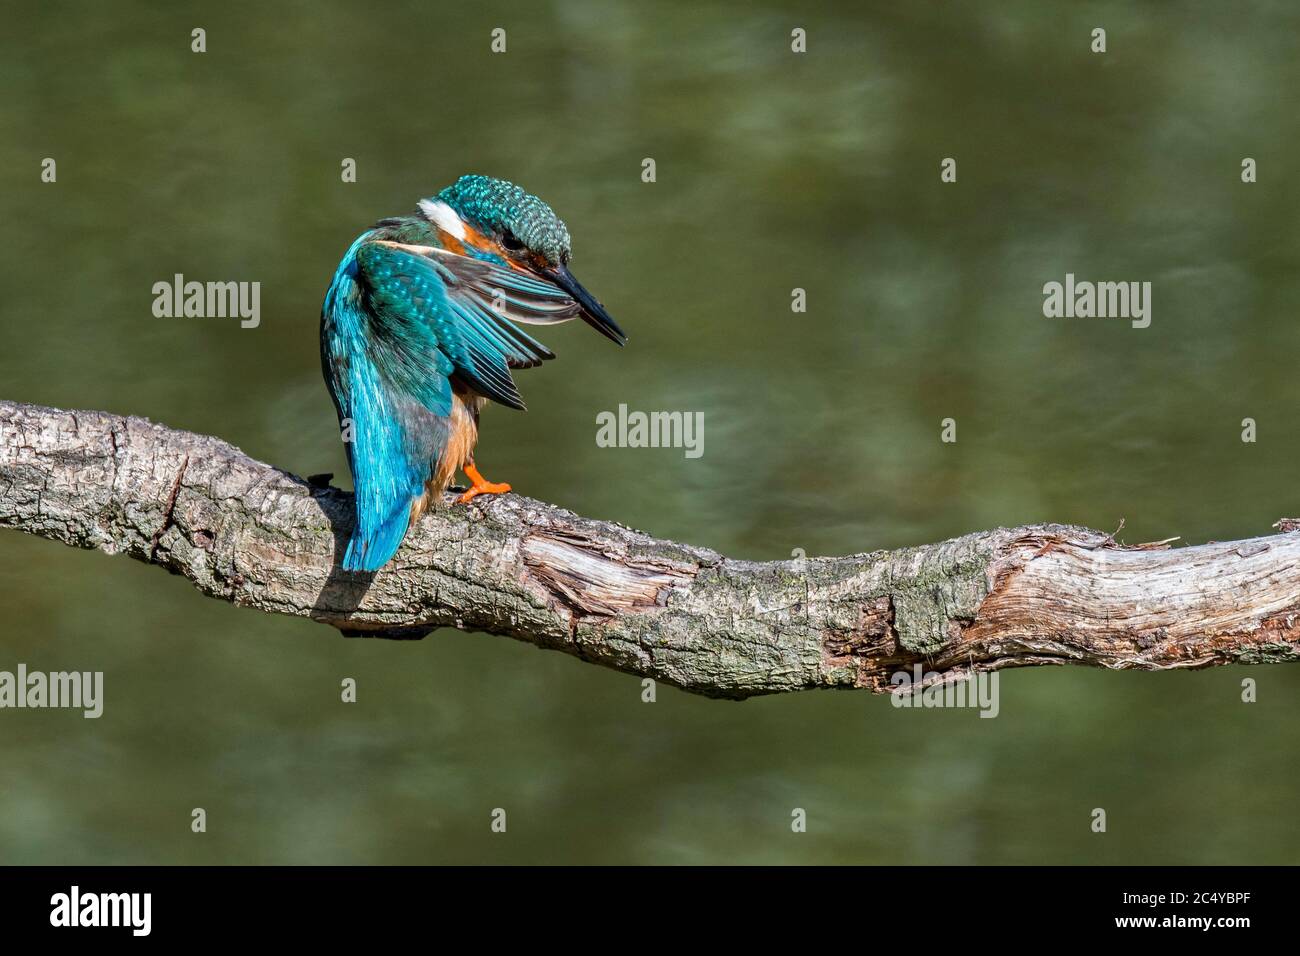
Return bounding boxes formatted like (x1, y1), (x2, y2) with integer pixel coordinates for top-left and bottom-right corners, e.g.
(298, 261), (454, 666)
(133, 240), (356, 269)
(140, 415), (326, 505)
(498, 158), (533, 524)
(2, 399), (1298, 699)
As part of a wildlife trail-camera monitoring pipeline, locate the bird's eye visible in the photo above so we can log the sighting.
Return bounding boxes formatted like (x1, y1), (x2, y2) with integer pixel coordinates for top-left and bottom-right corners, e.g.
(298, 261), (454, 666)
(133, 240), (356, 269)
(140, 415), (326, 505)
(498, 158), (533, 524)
(501, 232), (525, 252)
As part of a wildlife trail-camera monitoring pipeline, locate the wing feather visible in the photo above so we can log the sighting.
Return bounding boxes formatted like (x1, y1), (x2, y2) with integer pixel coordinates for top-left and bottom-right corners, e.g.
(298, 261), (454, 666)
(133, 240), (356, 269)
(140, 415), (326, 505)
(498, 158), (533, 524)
(356, 241), (571, 409)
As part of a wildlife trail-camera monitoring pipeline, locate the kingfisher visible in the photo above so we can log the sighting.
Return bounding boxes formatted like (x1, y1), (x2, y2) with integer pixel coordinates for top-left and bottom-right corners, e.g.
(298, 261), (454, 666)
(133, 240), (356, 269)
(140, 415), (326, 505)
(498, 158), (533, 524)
(320, 174), (626, 572)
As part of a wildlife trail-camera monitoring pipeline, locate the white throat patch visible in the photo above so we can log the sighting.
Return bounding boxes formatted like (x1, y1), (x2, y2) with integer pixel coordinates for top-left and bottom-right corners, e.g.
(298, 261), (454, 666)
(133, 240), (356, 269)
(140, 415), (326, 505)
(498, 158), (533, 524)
(418, 199), (468, 240)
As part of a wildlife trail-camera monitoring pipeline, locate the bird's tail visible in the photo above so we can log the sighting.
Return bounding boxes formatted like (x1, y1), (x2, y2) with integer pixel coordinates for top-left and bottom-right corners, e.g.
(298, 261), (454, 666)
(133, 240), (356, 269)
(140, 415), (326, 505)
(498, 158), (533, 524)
(341, 502), (413, 572)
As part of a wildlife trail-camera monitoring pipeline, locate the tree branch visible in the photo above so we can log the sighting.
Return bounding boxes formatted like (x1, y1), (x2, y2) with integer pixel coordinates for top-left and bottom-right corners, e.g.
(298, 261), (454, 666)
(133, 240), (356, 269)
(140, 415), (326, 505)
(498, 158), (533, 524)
(2, 399), (1298, 699)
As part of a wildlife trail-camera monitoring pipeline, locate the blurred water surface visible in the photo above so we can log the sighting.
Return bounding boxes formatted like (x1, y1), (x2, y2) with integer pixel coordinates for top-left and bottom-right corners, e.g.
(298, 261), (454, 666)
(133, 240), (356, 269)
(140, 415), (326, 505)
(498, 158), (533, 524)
(2, 1), (1299, 863)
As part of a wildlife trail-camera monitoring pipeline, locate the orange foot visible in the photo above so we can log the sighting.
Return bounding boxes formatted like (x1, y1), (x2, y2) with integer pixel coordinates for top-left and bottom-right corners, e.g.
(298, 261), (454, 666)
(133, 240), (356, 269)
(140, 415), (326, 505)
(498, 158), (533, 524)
(458, 463), (512, 504)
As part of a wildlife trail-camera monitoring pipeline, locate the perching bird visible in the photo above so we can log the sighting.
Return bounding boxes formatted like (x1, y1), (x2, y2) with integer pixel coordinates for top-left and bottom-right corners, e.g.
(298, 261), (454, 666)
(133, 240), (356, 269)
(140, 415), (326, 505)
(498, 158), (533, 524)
(320, 174), (626, 572)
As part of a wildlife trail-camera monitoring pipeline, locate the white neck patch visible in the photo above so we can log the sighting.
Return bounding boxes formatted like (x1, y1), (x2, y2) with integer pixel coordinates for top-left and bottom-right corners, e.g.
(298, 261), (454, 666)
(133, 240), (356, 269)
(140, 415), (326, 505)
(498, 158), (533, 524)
(418, 199), (468, 241)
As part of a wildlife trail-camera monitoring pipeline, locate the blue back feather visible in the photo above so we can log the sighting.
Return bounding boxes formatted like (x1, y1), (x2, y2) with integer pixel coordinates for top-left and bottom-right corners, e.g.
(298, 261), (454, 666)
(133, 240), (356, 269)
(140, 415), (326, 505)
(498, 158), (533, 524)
(322, 234), (445, 571)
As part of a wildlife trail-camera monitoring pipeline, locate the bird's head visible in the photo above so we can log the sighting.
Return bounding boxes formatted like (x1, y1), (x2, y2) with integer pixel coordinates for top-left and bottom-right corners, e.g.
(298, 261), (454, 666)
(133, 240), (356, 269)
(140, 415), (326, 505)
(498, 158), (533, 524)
(418, 174), (625, 345)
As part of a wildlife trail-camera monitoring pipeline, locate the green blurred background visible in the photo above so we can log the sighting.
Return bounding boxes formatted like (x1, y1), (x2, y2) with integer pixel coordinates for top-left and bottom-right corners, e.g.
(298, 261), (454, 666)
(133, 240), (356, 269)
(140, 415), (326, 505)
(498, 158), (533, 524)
(2, 0), (1299, 864)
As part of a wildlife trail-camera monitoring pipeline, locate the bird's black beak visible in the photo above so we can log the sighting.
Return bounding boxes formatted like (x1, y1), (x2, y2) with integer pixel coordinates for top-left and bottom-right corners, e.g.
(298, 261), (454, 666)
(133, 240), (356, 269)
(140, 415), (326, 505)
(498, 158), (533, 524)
(543, 263), (627, 346)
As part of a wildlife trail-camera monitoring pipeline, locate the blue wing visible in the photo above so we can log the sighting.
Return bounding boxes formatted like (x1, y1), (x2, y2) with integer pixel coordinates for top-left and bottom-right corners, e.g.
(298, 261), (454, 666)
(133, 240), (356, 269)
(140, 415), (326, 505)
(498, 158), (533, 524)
(321, 233), (576, 571)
